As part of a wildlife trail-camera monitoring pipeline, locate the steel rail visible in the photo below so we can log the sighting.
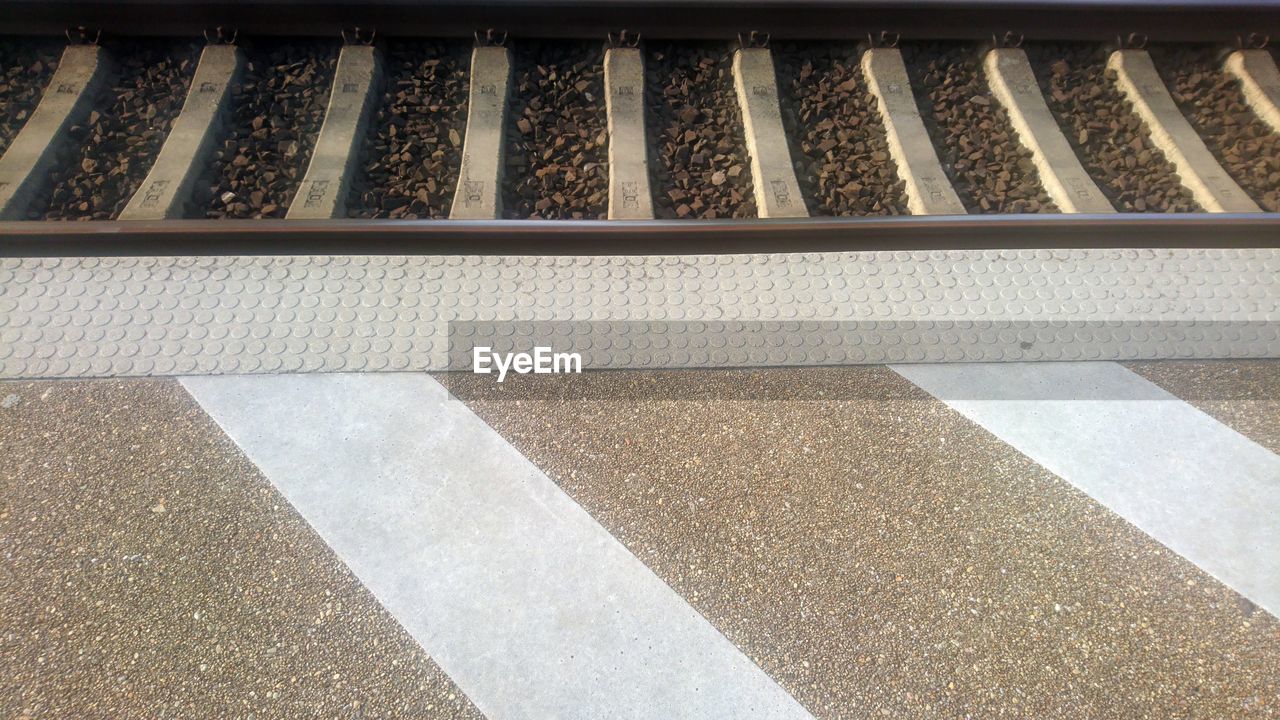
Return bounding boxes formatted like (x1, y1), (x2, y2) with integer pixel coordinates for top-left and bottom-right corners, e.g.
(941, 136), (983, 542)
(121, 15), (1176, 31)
(0, 0), (1276, 41)
(2, 214), (1277, 257)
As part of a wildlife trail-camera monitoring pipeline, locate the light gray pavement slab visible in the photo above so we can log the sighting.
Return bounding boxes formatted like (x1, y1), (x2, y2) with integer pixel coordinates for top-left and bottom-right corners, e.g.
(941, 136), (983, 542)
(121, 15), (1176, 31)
(0, 378), (484, 719)
(984, 48), (1114, 213)
(893, 360), (1280, 618)
(286, 45), (382, 219)
(450, 46), (510, 219)
(1, 249), (1276, 379)
(450, 366), (1280, 719)
(732, 48), (807, 218)
(0, 45), (110, 220)
(1226, 49), (1280, 135)
(118, 45), (244, 220)
(604, 47), (653, 219)
(181, 372), (815, 720)
(1109, 49), (1261, 213)
(861, 48), (967, 215)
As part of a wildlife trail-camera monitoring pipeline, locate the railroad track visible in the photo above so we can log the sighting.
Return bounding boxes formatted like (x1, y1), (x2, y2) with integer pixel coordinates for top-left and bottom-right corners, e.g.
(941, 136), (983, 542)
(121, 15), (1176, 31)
(4, 10), (1280, 720)
(0, 0), (1278, 254)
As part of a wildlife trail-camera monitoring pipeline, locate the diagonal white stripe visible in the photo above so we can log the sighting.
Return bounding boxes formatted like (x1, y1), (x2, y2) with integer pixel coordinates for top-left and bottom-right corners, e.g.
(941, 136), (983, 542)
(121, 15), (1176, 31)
(181, 373), (814, 720)
(893, 361), (1280, 618)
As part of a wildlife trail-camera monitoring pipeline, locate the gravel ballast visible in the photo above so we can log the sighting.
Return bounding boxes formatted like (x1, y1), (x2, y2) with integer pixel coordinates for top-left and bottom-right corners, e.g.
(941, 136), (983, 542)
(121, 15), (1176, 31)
(200, 41), (337, 219)
(1027, 43), (1201, 212)
(647, 42), (756, 219)
(348, 40), (469, 219)
(0, 38), (61, 156)
(1153, 44), (1279, 212)
(503, 41), (609, 220)
(903, 42), (1058, 213)
(36, 41), (198, 220)
(775, 42), (908, 216)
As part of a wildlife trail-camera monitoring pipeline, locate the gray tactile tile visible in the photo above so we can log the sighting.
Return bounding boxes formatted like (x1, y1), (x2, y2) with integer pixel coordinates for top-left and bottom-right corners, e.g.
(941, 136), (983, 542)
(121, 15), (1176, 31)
(0, 249), (1277, 378)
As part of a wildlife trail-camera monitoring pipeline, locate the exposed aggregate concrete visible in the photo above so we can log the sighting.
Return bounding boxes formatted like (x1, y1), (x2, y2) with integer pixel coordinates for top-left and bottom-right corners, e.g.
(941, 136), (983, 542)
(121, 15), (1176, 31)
(452, 366), (1280, 719)
(0, 378), (484, 719)
(1126, 359), (1280, 454)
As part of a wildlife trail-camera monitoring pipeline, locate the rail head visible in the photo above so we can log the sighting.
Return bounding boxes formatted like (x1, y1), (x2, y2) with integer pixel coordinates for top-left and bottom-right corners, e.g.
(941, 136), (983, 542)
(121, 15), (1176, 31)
(2, 214), (1277, 257)
(0, 0), (1276, 41)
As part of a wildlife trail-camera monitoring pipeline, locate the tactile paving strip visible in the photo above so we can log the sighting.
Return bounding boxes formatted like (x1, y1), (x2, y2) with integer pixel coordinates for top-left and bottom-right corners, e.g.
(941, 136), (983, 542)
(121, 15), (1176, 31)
(1, 249), (1277, 378)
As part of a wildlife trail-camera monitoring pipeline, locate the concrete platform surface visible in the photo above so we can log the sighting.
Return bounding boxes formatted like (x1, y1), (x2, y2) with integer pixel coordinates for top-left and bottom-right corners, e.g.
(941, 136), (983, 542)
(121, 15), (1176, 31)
(0, 378), (481, 719)
(2, 362), (1278, 718)
(452, 364), (1280, 718)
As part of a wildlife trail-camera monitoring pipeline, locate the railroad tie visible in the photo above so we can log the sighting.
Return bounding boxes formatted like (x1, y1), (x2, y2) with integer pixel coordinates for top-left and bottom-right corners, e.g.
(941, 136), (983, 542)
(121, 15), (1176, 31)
(1108, 49), (1261, 213)
(603, 46), (653, 219)
(450, 45), (512, 220)
(118, 44), (244, 220)
(1224, 48), (1280, 135)
(984, 48), (1115, 213)
(860, 47), (967, 215)
(286, 44), (382, 219)
(731, 47), (808, 218)
(0, 44), (112, 220)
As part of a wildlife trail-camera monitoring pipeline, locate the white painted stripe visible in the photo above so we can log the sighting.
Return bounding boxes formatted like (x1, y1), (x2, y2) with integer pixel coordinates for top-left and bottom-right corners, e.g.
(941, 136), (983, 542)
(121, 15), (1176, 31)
(892, 361), (1280, 618)
(181, 373), (814, 720)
